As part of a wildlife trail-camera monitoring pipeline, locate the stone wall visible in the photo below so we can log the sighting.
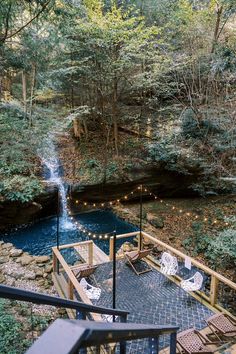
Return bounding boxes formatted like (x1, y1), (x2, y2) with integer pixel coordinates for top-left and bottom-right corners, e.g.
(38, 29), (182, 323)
(0, 184), (58, 231)
(0, 241), (54, 292)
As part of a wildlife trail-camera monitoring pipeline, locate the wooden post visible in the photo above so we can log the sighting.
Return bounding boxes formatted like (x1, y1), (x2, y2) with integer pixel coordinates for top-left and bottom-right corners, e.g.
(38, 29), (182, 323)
(53, 251), (59, 274)
(210, 275), (219, 306)
(110, 236), (114, 261)
(138, 231), (144, 251)
(139, 184), (143, 251)
(68, 279), (74, 300)
(88, 241), (93, 265)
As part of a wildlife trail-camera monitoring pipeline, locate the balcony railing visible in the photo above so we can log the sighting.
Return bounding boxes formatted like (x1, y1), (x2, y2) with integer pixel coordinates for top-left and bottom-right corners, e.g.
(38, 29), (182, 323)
(0, 284), (178, 354)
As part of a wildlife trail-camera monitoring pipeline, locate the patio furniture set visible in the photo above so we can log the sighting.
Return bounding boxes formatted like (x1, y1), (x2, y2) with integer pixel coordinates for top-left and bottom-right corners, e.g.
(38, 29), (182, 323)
(177, 313), (236, 353)
(72, 248), (203, 300)
(71, 248), (236, 353)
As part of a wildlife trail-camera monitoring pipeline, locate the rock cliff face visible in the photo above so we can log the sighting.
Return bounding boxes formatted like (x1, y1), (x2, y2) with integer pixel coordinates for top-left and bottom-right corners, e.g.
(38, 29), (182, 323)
(0, 184), (58, 231)
(70, 164), (200, 202)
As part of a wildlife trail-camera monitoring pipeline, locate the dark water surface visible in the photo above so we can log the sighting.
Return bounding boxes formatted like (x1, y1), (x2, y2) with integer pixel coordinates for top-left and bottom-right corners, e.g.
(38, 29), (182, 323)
(0, 210), (137, 256)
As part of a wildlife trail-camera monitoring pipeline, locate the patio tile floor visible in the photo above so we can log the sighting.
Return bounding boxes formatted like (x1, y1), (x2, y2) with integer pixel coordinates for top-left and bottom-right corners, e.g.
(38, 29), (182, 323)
(92, 260), (214, 352)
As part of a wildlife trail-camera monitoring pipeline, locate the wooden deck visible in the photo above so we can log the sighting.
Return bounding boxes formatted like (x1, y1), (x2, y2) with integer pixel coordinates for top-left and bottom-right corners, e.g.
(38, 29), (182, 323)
(74, 242), (109, 265)
(51, 236), (236, 353)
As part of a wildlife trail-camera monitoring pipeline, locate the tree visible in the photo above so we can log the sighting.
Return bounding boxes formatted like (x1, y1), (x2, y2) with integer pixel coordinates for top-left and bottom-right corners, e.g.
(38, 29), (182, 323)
(55, 0), (160, 154)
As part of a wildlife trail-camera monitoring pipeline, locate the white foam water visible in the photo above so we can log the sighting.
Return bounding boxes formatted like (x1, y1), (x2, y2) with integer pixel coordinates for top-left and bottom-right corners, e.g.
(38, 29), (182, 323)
(39, 136), (76, 230)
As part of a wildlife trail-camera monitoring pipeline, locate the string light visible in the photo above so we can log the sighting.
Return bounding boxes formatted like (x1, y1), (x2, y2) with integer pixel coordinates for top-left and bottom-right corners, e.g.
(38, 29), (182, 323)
(67, 184), (231, 232)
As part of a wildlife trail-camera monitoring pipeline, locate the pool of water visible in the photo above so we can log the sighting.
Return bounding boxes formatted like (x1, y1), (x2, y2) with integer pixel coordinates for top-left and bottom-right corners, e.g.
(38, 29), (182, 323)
(0, 210), (138, 256)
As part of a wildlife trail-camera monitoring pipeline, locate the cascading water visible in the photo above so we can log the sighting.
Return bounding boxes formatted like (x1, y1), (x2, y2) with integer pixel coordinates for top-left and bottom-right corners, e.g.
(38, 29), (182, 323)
(39, 135), (75, 230)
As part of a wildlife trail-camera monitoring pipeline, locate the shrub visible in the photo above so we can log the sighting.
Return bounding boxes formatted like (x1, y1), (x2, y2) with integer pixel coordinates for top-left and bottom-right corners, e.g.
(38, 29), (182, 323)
(182, 222), (211, 256)
(206, 229), (236, 268)
(0, 176), (43, 203)
(181, 108), (222, 139)
(0, 300), (30, 354)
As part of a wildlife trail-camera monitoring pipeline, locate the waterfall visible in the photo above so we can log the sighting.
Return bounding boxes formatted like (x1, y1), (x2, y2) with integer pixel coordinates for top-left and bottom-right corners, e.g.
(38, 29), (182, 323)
(39, 136), (75, 230)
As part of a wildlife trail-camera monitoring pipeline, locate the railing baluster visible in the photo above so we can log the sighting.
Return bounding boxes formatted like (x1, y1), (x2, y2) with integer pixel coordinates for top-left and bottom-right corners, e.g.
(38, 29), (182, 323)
(76, 310), (86, 320)
(120, 340), (126, 354)
(148, 337), (159, 353)
(170, 331), (177, 354)
(120, 313), (127, 353)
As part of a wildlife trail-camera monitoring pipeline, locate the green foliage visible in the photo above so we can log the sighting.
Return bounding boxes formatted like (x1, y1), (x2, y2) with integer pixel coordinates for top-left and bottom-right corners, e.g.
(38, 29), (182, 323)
(0, 0), (236, 196)
(207, 228), (236, 267)
(147, 139), (179, 168)
(181, 108), (222, 139)
(0, 300), (30, 354)
(86, 159), (100, 169)
(105, 161), (119, 180)
(31, 314), (51, 332)
(0, 176), (42, 203)
(182, 222), (211, 256)
(0, 103), (53, 202)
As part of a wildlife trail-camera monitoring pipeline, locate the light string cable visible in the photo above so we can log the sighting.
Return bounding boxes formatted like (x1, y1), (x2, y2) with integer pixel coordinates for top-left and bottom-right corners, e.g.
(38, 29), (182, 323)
(67, 185), (231, 239)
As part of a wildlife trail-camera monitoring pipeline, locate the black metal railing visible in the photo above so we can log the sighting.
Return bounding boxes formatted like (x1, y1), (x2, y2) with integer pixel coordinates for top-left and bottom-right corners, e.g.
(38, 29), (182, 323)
(26, 319), (178, 354)
(0, 284), (178, 354)
(0, 284), (128, 322)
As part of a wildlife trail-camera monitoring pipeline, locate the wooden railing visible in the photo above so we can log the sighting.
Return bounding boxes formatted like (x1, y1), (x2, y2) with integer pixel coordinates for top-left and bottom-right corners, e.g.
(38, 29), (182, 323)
(109, 231), (236, 316)
(109, 231), (140, 261)
(52, 240), (100, 320)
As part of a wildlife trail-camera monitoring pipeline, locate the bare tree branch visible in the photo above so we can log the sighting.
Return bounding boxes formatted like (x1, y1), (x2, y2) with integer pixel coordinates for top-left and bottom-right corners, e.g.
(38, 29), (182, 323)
(1, 0), (51, 43)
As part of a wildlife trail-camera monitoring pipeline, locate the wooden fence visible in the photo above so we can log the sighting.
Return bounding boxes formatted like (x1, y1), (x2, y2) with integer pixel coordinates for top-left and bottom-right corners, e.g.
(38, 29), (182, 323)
(109, 230), (236, 315)
(52, 240), (101, 321)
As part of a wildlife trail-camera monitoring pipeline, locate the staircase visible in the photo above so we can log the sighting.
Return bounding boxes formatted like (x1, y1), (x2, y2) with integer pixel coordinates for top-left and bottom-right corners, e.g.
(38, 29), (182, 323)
(0, 284), (178, 354)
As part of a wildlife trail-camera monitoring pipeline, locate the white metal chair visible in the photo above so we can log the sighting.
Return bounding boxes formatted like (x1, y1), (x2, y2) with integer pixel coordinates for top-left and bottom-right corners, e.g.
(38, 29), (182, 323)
(181, 271), (203, 292)
(102, 314), (118, 323)
(160, 252), (179, 276)
(80, 278), (101, 300)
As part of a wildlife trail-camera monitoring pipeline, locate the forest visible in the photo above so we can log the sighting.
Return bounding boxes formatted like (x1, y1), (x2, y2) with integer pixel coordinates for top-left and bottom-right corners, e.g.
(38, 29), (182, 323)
(0, 1), (236, 353)
(0, 1), (236, 266)
(0, 0), (235, 200)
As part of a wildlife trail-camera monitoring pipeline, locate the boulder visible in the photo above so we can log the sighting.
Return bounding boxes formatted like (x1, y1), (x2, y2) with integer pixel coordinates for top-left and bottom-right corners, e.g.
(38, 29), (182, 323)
(117, 242), (135, 256)
(20, 255), (34, 266)
(2, 243), (13, 249)
(0, 272), (6, 283)
(37, 279), (45, 286)
(10, 248), (23, 257)
(11, 271), (24, 280)
(24, 272), (36, 280)
(147, 213), (164, 228)
(44, 265), (53, 273)
(35, 256), (50, 264)
(0, 256), (9, 264)
(35, 269), (44, 277)
(0, 250), (9, 257)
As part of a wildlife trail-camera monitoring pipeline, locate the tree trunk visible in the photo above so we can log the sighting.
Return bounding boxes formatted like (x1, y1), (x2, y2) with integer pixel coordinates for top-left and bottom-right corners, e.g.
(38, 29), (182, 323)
(22, 71), (27, 118)
(73, 117), (84, 139)
(29, 63), (36, 127)
(112, 77), (118, 155)
(83, 120), (88, 140)
(211, 4), (223, 53)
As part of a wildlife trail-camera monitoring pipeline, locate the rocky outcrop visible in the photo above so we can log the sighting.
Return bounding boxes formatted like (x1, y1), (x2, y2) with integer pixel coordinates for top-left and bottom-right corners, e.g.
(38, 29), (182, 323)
(0, 242), (54, 291)
(146, 213), (164, 228)
(0, 183), (58, 231)
(70, 164), (200, 205)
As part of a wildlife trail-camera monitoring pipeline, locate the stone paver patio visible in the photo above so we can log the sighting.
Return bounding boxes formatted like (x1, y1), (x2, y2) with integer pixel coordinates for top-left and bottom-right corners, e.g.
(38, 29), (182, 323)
(92, 260), (214, 352)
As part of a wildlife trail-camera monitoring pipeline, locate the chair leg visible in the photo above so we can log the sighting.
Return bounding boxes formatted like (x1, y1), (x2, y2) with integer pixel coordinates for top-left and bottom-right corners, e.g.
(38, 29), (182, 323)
(126, 256), (152, 275)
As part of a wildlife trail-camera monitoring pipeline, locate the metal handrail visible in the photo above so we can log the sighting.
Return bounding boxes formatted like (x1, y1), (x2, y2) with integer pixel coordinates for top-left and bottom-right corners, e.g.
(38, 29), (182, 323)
(0, 284), (129, 320)
(26, 319), (179, 354)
